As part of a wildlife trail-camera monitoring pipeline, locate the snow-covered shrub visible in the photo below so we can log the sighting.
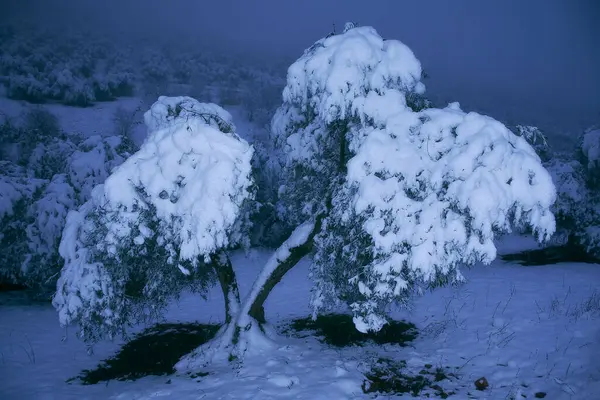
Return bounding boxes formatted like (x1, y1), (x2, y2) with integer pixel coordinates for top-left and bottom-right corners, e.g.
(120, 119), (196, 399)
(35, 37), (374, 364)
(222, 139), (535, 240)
(172, 54), (196, 83)
(0, 162), (45, 284)
(23, 174), (77, 288)
(0, 104), (136, 290)
(92, 53), (136, 101)
(67, 134), (135, 202)
(0, 118), (23, 163)
(272, 25), (556, 332)
(140, 49), (172, 84)
(53, 97), (255, 341)
(113, 104), (142, 147)
(0, 26), (137, 106)
(514, 125), (550, 162)
(581, 128), (600, 188)
(543, 127), (600, 259)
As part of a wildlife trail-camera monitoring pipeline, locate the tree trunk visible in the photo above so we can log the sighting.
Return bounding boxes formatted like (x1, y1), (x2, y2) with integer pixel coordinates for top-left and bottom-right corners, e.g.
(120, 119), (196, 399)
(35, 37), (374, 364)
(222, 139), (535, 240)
(212, 251), (241, 324)
(246, 216), (324, 323)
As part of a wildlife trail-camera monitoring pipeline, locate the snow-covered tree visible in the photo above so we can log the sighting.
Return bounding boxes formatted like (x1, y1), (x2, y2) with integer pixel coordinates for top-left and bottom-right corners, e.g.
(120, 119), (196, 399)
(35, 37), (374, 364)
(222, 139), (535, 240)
(53, 96), (255, 342)
(176, 24), (556, 371)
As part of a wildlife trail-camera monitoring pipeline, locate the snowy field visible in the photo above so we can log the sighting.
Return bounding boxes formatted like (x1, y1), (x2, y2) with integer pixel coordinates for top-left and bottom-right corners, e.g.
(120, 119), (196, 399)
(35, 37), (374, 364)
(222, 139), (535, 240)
(1, 237), (599, 400)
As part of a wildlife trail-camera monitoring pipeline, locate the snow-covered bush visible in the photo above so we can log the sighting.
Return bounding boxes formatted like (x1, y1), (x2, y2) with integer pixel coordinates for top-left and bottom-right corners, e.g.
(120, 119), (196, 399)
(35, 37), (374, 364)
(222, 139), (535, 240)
(543, 127), (600, 259)
(0, 105), (135, 291)
(0, 27), (136, 106)
(0, 162), (45, 284)
(23, 174), (77, 287)
(67, 134), (135, 201)
(581, 128), (600, 188)
(140, 49), (172, 83)
(53, 97), (255, 341)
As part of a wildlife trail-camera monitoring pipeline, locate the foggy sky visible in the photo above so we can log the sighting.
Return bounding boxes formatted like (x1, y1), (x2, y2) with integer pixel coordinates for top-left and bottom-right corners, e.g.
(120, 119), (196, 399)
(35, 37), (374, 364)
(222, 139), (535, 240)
(2, 0), (599, 142)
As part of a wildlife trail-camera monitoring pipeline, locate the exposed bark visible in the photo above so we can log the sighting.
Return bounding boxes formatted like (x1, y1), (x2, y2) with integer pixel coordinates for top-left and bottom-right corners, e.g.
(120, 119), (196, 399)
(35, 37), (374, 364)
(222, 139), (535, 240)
(247, 215), (324, 323)
(212, 251), (241, 324)
(244, 122), (344, 324)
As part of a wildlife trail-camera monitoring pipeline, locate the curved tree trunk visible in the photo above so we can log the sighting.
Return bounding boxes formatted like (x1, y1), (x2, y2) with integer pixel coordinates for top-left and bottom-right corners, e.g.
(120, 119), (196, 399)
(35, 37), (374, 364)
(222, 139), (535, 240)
(212, 251), (241, 324)
(243, 122), (343, 323)
(246, 216), (324, 323)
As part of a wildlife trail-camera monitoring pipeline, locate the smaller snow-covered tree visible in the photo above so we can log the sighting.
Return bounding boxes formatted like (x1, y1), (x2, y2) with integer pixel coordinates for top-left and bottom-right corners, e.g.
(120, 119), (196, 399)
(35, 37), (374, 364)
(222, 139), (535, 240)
(53, 96), (254, 342)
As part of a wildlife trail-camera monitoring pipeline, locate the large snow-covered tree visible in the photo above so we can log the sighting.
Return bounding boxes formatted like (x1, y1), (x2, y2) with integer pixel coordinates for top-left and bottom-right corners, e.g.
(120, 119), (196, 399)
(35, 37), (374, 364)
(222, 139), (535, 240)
(271, 23), (556, 332)
(53, 96), (254, 341)
(175, 23), (556, 371)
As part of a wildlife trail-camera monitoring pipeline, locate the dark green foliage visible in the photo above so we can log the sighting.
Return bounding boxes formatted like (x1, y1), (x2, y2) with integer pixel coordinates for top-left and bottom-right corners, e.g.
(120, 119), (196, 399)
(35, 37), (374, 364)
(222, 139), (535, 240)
(362, 358), (458, 398)
(284, 313), (417, 347)
(23, 106), (61, 139)
(75, 203), (216, 343)
(248, 141), (291, 248)
(70, 323), (220, 384)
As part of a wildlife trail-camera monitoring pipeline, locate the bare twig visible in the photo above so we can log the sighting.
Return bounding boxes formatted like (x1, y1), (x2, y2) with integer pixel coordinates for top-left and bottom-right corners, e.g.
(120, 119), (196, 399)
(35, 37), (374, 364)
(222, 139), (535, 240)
(501, 283), (516, 315)
(24, 334), (35, 364)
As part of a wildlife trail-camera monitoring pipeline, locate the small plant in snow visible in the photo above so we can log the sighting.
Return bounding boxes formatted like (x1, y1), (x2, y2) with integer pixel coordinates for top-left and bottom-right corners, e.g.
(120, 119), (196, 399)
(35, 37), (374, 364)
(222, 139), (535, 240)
(113, 104), (142, 146)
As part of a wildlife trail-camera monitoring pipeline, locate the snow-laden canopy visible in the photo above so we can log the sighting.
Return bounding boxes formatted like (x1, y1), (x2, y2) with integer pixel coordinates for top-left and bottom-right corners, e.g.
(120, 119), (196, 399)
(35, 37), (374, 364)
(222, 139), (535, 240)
(272, 24), (557, 332)
(53, 97), (254, 339)
(144, 95), (236, 135)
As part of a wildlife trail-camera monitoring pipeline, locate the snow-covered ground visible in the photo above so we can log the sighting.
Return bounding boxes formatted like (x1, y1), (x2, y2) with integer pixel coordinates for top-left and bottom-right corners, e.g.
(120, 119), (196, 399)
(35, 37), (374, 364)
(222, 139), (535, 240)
(1, 240), (599, 400)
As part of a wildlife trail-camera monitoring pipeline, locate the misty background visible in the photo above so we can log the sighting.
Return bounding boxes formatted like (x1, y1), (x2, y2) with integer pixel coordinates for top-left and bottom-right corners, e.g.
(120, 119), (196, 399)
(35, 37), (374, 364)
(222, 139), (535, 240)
(1, 0), (599, 144)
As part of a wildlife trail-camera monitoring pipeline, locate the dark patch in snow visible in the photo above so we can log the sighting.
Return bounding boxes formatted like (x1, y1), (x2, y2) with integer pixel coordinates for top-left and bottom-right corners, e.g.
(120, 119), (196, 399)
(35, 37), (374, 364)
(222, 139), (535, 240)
(283, 313), (417, 347)
(362, 357), (458, 398)
(501, 245), (600, 266)
(69, 322), (220, 384)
